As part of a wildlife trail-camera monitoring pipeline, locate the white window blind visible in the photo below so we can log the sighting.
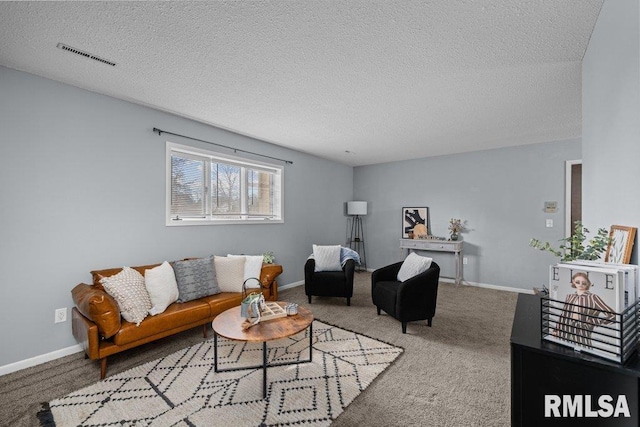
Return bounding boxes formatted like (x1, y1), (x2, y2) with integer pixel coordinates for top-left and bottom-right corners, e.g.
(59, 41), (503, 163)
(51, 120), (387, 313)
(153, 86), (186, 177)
(166, 142), (283, 225)
(170, 153), (205, 217)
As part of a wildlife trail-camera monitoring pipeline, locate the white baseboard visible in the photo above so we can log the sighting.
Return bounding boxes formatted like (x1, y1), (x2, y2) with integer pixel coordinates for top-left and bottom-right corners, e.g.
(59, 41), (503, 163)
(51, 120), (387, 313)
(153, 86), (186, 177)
(0, 344), (83, 377)
(282, 277), (534, 295)
(440, 277), (535, 294)
(278, 272), (372, 290)
(0, 278), (531, 377)
(0, 282), (309, 376)
(278, 280), (304, 291)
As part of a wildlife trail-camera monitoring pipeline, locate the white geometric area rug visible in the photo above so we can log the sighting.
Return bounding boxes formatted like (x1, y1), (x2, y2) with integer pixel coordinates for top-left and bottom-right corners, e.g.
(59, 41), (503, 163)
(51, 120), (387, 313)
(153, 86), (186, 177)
(40, 321), (402, 426)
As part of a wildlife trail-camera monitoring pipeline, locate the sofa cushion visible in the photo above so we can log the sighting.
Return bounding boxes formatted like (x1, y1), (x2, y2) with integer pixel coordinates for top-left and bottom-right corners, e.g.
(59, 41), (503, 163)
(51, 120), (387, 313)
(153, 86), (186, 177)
(71, 283), (121, 339)
(172, 256), (220, 302)
(113, 299), (211, 346)
(200, 292), (245, 316)
(100, 267), (152, 326)
(397, 252), (433, 282)
(214, 256), (246, 292)
(313, 244), (342, 272)
(145, 261), (179, 315)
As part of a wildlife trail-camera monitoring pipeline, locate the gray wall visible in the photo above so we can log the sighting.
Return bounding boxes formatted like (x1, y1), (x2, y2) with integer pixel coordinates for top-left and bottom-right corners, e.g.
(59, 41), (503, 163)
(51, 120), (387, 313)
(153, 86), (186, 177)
(582, 0), (640, 264)
(354, 139), (581, 290)
(0, 66), (353, 367)
(5, 0), (637, 368)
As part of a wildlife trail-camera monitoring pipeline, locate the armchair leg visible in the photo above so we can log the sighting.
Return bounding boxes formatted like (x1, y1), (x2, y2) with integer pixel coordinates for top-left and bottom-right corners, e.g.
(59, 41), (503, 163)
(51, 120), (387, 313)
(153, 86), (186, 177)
(347, 298), (351, 306)
(427, 318), (433, 327)
(308, 295), (312, 304)
(402, 322), (407, 334)
(377, 307), (381, 315)
(202, 323), (208, 338)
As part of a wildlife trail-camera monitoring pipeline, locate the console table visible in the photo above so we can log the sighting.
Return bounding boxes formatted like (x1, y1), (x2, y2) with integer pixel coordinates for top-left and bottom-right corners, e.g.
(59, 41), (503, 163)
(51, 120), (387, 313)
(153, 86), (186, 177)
(511, 294), (640, 426)
(399, 238), (463, 285)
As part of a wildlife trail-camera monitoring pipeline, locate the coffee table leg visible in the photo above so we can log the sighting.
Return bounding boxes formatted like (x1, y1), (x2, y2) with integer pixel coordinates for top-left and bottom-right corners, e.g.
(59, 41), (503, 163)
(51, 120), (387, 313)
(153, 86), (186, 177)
(214, 332), (218, 372)
(309, 322), (313, 362)
(262, 341), (267, 399)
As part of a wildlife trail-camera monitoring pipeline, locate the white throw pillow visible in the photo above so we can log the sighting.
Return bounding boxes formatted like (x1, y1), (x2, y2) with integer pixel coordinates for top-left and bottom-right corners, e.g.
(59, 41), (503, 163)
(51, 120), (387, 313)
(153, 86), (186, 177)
(228, 254), (264, 286)
(101, 267), (152, 326)
(313, 244), (342, 272)
(214, 256), (246, 292)
(145, 261), (179, 316)
(397, 253), (433, 282)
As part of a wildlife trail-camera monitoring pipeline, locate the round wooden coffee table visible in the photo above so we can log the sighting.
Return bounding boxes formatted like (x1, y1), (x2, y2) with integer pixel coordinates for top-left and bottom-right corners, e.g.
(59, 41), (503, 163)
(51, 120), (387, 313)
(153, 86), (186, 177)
(212, 302), (314, 399)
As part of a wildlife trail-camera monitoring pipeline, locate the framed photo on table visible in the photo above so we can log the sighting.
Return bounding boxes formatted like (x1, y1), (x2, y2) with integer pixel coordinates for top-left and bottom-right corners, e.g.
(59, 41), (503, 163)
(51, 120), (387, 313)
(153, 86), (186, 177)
(402, 207), (429, 238)
(605, 225), (637, 264)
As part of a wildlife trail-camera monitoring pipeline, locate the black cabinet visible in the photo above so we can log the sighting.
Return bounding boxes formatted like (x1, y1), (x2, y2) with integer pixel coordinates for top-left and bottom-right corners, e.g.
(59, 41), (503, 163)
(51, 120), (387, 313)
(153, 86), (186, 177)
(511, 294), (640, 426)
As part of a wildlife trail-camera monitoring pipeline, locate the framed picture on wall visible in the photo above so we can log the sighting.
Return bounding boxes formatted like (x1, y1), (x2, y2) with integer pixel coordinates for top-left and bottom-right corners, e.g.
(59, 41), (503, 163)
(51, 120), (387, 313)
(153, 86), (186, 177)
(402, 207), (429, 238)
(605, 225), (637, 264)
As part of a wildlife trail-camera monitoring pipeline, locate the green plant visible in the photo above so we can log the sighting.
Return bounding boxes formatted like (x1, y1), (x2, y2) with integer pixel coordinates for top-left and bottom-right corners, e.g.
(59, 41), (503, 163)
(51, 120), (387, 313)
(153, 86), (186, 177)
(529, 221), (610, 262)
(262, 251), (275, 264)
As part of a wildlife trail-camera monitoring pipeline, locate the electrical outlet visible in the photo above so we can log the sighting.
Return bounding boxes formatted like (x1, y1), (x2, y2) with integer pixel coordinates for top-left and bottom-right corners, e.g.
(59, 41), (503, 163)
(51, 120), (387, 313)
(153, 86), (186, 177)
(546, 219), (553, 228)
(463, 257), (468, 265)
(55, 308), (67, 323)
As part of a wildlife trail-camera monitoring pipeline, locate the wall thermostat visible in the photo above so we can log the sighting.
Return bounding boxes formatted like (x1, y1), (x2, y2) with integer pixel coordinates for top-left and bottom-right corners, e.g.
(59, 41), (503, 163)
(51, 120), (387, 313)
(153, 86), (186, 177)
(544, 201), (558, 213)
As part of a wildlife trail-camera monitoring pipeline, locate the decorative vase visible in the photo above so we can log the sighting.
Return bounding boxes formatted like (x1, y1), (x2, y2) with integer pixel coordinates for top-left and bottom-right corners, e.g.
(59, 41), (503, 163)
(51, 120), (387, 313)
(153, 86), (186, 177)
(450, 233), (458, 241)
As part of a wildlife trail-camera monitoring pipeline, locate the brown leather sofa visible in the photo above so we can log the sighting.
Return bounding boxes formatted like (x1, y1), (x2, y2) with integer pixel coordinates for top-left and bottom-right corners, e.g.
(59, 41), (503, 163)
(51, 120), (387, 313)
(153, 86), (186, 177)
(71, 262), (283, 379)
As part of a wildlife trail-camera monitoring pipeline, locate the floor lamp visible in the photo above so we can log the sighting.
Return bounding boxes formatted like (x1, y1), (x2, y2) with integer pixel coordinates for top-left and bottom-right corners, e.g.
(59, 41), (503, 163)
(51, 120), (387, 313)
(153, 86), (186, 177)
(347, 201), (367, 271)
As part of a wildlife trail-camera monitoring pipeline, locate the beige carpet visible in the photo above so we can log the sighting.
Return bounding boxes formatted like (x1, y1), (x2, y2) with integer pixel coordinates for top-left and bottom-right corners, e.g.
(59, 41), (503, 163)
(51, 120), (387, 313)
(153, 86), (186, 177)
(0, 273), (518, 426)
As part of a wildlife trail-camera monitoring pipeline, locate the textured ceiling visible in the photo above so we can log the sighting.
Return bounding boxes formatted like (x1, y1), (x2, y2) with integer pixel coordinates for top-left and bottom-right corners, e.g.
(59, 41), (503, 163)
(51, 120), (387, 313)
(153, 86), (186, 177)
(0, 1), (603, 166)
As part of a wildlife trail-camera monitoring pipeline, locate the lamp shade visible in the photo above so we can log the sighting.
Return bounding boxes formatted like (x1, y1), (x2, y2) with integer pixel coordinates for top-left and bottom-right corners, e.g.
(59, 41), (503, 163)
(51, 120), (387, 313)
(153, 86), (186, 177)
(347, 201), (367, 216)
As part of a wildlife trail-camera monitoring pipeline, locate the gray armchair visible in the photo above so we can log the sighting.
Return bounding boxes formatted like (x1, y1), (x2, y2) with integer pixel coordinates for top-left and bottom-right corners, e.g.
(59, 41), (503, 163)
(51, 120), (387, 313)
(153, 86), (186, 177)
(371, 261), (440, 333)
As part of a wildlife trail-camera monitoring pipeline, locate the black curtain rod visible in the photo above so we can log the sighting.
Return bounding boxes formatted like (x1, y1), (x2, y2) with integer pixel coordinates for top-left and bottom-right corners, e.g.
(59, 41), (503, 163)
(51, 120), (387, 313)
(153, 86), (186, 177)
(153, 127), (293, 165)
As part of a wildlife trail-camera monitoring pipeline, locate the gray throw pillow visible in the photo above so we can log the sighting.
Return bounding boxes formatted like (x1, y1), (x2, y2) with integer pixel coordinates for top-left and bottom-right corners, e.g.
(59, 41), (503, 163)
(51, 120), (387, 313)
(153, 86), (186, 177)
(172, 256), (220, 302)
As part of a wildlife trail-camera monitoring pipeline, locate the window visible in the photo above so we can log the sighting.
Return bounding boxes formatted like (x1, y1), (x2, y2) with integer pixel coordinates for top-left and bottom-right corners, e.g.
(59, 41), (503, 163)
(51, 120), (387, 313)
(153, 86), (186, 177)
(166, 142), (283, 225)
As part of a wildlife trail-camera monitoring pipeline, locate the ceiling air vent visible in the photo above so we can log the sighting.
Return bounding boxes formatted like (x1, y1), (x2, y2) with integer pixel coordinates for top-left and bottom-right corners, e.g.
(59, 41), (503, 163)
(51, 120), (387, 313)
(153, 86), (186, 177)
(56, 43), (116, 67)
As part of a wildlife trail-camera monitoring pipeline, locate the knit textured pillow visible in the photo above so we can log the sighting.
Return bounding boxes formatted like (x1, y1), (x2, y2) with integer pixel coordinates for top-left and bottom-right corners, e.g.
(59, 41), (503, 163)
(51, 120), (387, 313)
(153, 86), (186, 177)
(172, 256), (220, 302)
(101, 267), (152, 326)
(313, 245), (342, 272)
(397, 252), (433, 282)
(214, 256), (246, 292)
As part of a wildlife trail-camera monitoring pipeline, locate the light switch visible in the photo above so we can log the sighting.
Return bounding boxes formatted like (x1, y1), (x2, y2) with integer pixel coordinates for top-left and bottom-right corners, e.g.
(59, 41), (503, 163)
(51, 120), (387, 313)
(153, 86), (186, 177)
(546, 219), (553, 228)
